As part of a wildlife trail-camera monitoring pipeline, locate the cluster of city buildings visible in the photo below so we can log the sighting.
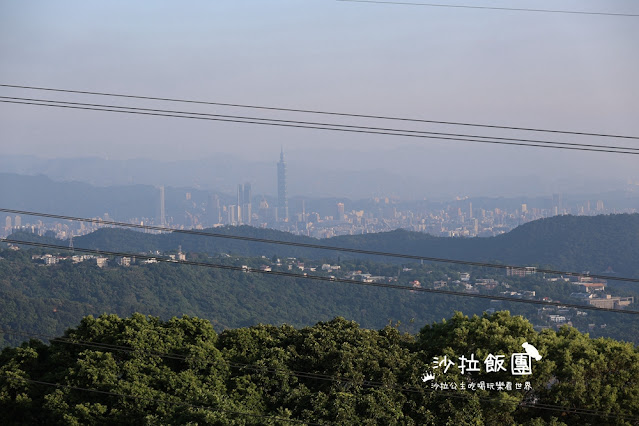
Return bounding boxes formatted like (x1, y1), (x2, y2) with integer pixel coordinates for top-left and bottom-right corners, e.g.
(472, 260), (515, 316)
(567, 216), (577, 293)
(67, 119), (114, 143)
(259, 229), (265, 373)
(296, 197), (622, 239)
(11, 242), (635, 322)
(146, 150), (638, 239)
(31, 253), (112, 267)
(170, 154), (636, 238)
(2, 149), (638, 242)
(28, 247), (186, 268)
(564, 276), (634, 309)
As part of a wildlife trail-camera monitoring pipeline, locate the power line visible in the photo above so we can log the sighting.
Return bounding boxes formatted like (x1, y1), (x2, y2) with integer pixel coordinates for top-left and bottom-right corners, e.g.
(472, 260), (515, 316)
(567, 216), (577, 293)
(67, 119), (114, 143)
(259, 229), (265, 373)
(1, 83), (637, 140)
(0, 375), (516, 424)
(7, 96), (639, 153)
(336, 0), (639, 17)
(3, 328), (420, 393)
(2, 207), (638, 285)
(3, 95), (638, 153)
(0, 327), (429, 395)
(0, 374), (322, 425)
(2, 238), (638, 316)
(2, 328), (634, 421)
(2, 99), (638, 156)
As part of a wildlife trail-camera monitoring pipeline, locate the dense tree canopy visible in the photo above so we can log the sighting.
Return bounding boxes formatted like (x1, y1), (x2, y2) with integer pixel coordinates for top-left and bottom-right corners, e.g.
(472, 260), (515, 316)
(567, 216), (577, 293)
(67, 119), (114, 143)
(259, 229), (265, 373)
(1, 312), (638, 425)
(1, 246), (638, 350)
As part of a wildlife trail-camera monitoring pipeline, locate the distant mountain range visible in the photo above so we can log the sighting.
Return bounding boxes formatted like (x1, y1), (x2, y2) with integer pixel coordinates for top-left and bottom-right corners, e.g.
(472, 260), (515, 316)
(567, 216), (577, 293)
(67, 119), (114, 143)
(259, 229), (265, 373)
(4, 213), (639, 349)
(1, 153), (634, 199)
(16, 212), (635, 278)
(3, 171), (639, 223)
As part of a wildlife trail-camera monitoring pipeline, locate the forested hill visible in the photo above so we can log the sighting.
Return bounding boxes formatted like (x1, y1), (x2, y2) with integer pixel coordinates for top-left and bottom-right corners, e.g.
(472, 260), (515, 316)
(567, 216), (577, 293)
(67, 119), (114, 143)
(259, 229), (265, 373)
(331, 213), (639, 276)
(1, 312), (638, 424)
(34, 213), (639, 277)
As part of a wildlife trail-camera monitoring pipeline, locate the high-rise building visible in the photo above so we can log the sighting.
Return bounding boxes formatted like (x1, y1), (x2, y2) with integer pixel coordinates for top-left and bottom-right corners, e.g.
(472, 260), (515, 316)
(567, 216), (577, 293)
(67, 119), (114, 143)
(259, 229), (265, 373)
(258, 198), (269, 222)
(277, 148), (289, 222)
(207, 194), (221, 225)
(336, 202), (345, 221)
(159, 186), (166, 226)
(552, 193), (563, 215)
(236, 184), (243, 224)
(242, 183), (252, 225)
(5, 216), (11, 230)
(14, 215), (21, 228)
(228, 205), (237, 225)
(233, 183), (253, 225)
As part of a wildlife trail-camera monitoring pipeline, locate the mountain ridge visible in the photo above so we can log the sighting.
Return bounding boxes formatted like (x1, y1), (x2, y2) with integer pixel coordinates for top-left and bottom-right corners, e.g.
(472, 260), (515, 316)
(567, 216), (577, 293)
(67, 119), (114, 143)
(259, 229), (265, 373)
(22, 212), (635, 277)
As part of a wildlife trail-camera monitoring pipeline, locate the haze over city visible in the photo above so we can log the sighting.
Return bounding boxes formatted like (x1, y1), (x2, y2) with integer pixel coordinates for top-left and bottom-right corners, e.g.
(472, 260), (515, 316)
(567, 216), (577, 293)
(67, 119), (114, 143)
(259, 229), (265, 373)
(2, 0), (638, 201)
(2, 2), (639, 423)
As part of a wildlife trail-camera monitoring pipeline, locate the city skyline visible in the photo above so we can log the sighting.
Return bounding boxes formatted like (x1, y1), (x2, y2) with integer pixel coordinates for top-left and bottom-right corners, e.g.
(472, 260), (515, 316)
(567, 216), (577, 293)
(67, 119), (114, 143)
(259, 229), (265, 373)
(3, 144), (638, 242)
(277, 147), (289, 222)
(2, 2), (638, 420)
(4, 169), (635, 241)
(2, 0), (637, 197)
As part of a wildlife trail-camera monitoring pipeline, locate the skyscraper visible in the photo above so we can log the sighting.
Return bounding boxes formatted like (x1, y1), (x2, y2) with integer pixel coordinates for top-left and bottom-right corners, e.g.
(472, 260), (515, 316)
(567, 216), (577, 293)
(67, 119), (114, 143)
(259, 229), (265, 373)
(277, 148), (289, 222)
(236, 184), (243, 224)
(233, 183), (253, 225)
(242, 183), (252, 225)
(228, 205), (237, 225)
(207, 194), (221, 225)
(336, 202), (345, 222)
(552, 193), (563, 215)
(159, 186), (166, 226)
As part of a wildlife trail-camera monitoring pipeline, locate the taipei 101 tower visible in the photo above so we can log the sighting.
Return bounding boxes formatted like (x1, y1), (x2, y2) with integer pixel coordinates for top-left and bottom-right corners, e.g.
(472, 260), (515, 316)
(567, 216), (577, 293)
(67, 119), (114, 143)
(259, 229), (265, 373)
(277, 147), (289, 222)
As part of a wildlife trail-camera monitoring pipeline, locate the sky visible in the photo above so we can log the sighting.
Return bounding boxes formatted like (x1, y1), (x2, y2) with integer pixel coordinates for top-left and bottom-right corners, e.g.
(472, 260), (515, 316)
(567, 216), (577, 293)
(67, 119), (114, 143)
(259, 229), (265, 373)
(1, 0), (638, 198)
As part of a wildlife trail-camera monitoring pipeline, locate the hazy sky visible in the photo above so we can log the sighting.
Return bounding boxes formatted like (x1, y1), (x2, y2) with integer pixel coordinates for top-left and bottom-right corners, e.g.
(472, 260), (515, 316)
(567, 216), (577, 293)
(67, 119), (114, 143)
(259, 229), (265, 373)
(1, 0), (638, 197)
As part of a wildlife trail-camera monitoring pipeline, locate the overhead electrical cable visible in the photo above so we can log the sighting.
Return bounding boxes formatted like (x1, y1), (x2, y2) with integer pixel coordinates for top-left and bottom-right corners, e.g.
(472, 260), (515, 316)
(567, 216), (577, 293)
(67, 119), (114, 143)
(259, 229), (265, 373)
(2, 328), (422, 394)
(1, 328), (634, 421)
(0, 328), (454, 395)
(0, 374), (323, 425)
(1, 99), (637, 155)
(336, 0), (639, 17)
(2, 328), (405, 391)
(1, 83), (637, 140)
(2, 96), (638, 153)
(2, 238), (638, 316)
(2, 207), (637, 284)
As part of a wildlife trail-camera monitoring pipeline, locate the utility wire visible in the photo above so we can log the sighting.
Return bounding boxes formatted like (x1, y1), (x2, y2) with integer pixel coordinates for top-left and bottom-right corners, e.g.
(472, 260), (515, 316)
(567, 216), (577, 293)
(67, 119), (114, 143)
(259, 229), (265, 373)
(2, 99), (638, 156)
(2, 207), (638, 285)
(1, 83), (637, 140)
(0, 327), (440, 395)
(2, 238), (638, 316)
(3, 328), (420, 394)
(2, 96), (638, 153)
(0, 374), (322, 425)
(336, 0), (639, 17)
(1, 328), (634, 421)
